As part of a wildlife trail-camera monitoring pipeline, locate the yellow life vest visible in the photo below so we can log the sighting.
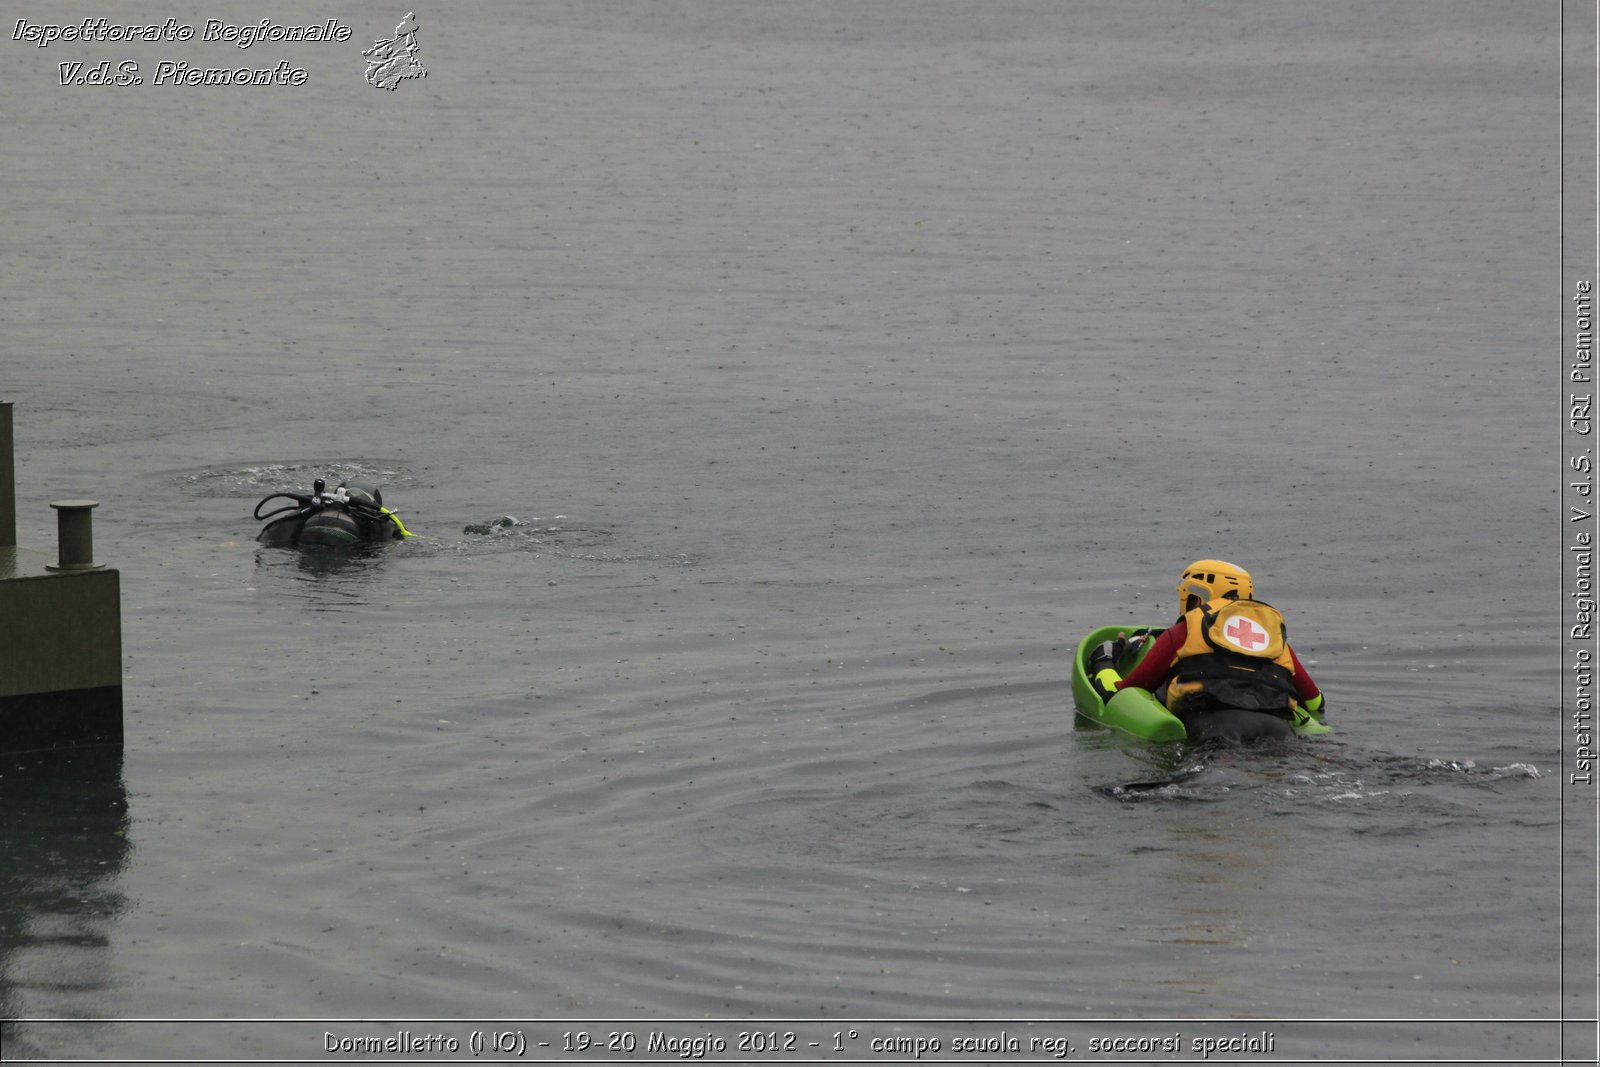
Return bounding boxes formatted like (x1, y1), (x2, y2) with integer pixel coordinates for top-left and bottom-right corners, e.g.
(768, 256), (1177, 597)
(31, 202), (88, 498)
(1164, 598), (1299, 714)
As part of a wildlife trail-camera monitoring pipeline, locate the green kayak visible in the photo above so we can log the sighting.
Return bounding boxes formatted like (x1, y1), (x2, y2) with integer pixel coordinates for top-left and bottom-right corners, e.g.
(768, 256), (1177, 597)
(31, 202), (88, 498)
(1071, 625), (1330, 742)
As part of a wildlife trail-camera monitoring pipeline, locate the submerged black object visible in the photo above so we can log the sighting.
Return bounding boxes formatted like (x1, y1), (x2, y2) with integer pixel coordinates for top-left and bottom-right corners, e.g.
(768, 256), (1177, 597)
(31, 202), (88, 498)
(254, 479), (409, 547)
(1182, 707), (1296, 746)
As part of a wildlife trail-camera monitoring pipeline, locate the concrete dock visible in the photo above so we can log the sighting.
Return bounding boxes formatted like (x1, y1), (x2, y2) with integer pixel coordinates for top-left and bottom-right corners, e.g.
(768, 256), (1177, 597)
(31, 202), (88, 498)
(0, 402), (123, 752)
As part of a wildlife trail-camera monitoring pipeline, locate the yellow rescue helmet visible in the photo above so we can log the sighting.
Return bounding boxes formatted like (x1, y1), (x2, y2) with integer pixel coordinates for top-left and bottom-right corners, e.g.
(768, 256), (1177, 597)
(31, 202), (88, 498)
(1177, 559), (1253, 614)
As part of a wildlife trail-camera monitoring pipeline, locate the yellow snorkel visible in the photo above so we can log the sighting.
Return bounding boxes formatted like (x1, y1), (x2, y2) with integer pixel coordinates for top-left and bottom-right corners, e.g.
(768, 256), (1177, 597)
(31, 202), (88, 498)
(382, 507), (414, 539)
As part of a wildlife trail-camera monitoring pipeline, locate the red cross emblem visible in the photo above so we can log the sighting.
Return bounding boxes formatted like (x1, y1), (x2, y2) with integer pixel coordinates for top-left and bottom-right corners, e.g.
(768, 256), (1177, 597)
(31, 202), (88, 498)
(1224, 617), (1269, 651)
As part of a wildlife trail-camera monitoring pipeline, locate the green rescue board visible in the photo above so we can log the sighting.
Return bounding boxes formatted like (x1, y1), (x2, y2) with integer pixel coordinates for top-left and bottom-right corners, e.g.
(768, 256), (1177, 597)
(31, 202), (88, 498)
(1071, 625), (1330, 741)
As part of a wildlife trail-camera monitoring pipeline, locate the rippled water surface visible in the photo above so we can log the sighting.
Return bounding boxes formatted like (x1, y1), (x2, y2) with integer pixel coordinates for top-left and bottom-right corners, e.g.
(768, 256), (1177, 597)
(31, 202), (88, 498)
(1, 2), (1588, 1063)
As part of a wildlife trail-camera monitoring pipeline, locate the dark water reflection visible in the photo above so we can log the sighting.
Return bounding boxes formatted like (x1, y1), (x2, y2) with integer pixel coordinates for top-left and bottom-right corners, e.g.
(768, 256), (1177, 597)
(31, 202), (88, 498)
(0, 749), (129, 1037)
(253, 541), (393, 607)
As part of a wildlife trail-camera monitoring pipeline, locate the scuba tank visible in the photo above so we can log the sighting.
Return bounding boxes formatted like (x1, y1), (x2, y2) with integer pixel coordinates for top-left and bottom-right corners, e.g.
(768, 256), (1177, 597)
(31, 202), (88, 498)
(254, 479), (412, 547)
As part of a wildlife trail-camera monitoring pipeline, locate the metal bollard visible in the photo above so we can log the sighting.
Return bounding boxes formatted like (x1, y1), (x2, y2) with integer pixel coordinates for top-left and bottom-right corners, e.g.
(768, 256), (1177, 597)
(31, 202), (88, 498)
(47, 500), (104, 572)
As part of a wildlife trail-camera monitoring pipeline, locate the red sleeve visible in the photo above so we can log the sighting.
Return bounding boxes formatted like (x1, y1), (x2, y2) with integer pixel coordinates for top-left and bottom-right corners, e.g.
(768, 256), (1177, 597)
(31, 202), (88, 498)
(1288, 646), (1320, 701)
(1116, 622), (1185, 692)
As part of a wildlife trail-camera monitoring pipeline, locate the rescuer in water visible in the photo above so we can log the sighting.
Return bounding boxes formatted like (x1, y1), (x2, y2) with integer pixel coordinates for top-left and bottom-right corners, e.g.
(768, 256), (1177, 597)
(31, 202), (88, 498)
(1088, 559), (1325, 744)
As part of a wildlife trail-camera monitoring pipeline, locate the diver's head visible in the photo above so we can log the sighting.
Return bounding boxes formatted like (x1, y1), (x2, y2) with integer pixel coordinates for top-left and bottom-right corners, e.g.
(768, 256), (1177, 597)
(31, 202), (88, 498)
(340, 482), (383, 509)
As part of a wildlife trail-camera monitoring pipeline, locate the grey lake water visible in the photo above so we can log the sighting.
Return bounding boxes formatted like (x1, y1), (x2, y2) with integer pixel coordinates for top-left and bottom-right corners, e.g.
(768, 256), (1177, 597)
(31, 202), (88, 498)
(1, 2), (1593, 1064)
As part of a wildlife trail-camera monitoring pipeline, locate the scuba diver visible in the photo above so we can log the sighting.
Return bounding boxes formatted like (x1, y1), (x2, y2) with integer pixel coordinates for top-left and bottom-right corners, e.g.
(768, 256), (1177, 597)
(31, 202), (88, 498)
(254, 479), (413, 548)
(1087, 559), (1325, 745)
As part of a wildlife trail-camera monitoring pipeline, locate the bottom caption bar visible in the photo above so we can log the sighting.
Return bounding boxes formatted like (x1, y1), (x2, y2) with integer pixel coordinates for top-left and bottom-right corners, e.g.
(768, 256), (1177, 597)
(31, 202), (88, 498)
(2, 1017), (1589, 1063)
